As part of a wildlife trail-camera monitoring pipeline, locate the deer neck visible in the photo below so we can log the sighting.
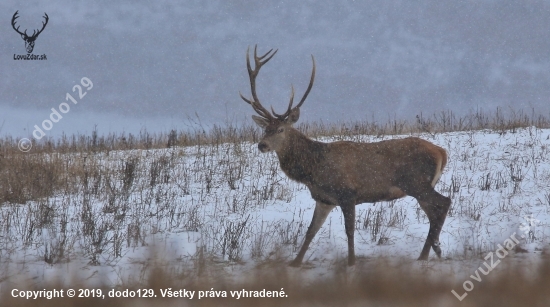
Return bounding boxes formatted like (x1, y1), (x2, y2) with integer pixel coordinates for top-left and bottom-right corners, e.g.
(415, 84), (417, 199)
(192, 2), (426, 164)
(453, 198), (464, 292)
(275, 128), (324, 184)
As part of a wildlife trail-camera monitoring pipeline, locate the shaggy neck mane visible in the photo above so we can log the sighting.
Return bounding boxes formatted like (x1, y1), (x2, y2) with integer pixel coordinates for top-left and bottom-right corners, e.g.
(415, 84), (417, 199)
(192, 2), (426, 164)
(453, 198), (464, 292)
(275, 128), (325, 184)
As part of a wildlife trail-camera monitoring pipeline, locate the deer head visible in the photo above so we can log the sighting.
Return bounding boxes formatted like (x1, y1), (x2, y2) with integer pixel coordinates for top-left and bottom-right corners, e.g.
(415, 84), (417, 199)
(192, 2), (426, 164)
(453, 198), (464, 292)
(12, 11), (49, 54)
(239, 45), (315, 153)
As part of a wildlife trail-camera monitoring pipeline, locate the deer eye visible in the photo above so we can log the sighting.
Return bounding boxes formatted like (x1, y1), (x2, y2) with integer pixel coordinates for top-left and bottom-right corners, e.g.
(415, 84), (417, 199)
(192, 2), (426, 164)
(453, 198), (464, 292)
(277, 127), (284, 133)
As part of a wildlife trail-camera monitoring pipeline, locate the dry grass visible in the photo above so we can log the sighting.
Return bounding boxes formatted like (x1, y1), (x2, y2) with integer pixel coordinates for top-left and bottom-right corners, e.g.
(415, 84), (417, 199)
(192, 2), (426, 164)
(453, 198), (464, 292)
(1, 108), (549, 205)
(1, 254), (549, 307)
(1, 108), (549, 155)
(1, 108), (549, 306)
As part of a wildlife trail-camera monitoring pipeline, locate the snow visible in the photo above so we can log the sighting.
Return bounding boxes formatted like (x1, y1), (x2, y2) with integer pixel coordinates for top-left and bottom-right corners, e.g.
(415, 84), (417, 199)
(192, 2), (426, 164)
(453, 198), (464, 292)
(0, 127), (549, 287)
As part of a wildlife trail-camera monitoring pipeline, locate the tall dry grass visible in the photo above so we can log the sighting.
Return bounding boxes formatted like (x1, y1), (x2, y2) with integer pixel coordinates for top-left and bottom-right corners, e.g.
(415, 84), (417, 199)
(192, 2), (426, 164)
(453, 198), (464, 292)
(1, 255), (549, 306)
(1, 108), (549, 306)
(1, 108), (548, 155)
(1, 108), (549, 205)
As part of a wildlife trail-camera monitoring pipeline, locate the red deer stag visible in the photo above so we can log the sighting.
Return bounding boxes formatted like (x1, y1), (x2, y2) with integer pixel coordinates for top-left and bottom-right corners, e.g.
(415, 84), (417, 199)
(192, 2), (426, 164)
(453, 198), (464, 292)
(239, 45), (451, 266)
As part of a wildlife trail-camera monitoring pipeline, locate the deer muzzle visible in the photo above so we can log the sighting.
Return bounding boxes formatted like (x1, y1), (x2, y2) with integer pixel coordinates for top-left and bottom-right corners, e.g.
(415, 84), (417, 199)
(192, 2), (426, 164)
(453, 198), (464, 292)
(258, 141), (270, 152)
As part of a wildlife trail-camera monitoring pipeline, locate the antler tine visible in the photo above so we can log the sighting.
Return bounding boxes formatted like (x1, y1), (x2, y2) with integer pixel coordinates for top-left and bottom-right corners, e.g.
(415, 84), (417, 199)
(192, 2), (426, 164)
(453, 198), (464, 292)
(239, 91), (271, 119)
(271, 85), (294, 119)
(271, 55), (315, 120)
(293, 55), (316, 110)
(254, 45), (278, 64)
(240, 45), (278, 120)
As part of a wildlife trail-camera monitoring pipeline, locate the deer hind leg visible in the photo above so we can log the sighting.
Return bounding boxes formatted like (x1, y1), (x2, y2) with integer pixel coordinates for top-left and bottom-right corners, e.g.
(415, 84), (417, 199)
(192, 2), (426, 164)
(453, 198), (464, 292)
(416, 190), (451, 260)
(290, 201), (335, 267)
(341, 203), (356, 266)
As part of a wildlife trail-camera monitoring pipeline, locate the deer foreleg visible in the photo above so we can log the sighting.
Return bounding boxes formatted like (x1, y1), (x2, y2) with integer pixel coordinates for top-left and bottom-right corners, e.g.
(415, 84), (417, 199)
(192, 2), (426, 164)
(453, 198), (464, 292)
(290, 201), (335, 267)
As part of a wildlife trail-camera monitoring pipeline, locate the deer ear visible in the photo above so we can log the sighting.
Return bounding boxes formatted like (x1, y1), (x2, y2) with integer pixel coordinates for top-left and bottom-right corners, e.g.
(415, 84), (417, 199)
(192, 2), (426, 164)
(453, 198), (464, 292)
(252, 115), (269, 128)
(285, 108), (300, 125)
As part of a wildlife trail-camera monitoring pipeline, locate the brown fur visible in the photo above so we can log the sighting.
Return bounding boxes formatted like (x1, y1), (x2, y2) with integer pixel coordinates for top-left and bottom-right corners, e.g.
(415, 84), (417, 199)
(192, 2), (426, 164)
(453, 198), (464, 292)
(262, 125), (451, 266)
(272, 127), (447, 204)
(240, 46), (451, 266)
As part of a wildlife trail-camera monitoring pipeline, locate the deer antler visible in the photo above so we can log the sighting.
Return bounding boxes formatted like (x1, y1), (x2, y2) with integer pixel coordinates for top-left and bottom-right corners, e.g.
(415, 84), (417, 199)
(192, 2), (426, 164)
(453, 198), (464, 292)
(271, 55), (315, 120)
(240, 45), (316, 122)
(239, 45), (278, 120)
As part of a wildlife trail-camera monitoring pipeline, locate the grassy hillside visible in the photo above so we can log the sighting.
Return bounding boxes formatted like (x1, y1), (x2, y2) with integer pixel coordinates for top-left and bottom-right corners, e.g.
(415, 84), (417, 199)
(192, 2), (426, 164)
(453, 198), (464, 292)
(0, 109), (548, 306)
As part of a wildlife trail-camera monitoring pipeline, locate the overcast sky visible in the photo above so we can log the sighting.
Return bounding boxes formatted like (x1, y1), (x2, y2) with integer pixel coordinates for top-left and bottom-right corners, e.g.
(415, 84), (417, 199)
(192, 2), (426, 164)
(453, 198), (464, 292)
(2, 0), (550, 138)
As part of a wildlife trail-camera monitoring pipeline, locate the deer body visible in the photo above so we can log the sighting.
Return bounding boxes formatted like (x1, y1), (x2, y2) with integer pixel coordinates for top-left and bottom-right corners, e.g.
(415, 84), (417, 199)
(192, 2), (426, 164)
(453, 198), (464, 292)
(240, 46), (451, 266)
(277, 131), (446, 204)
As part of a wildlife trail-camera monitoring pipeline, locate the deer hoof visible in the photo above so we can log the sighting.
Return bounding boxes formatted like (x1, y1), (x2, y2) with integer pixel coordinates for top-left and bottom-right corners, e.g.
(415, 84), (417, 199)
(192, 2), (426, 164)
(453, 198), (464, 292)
(432, 245), (442, 257)
(417, 254), (429, 261)
(289, 259), (302, 267)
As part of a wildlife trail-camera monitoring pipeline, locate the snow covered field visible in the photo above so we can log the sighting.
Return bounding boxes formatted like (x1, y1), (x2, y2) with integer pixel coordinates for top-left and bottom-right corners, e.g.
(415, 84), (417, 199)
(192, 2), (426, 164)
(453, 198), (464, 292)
(1, 127), (549, 287)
